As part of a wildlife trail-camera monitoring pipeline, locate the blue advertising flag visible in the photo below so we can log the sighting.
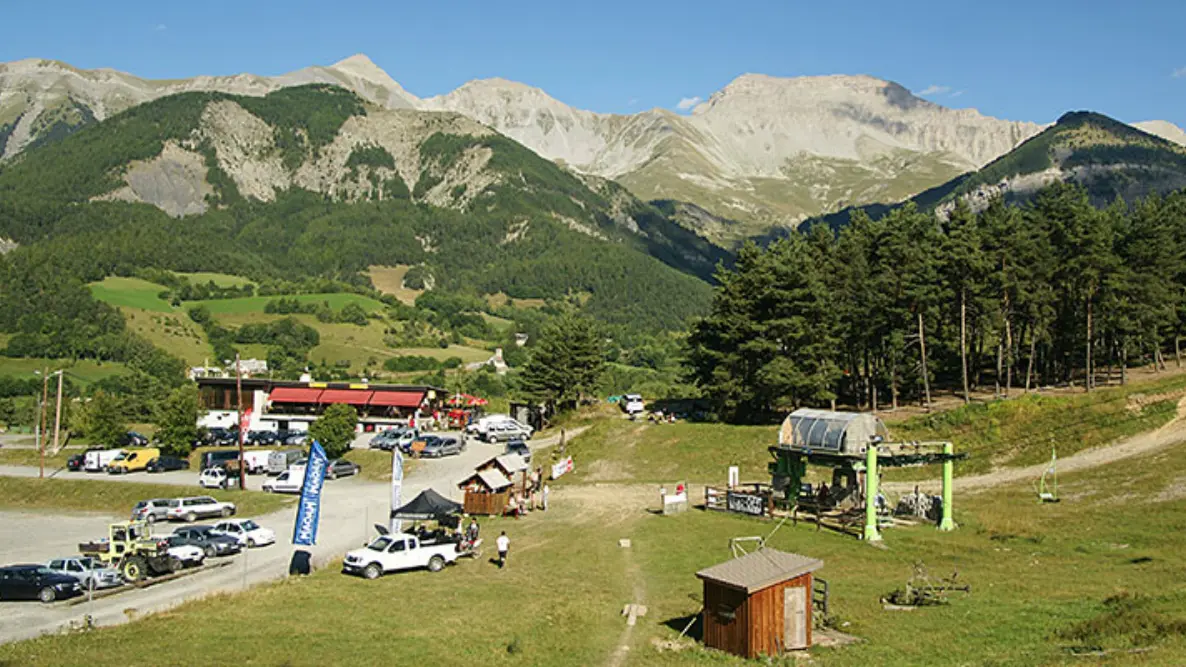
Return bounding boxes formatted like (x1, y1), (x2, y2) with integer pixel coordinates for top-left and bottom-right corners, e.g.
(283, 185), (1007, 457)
(292, 440), (329, 547)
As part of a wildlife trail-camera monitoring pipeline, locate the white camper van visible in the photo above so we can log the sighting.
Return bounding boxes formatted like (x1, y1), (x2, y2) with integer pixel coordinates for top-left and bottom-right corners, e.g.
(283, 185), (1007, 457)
(623, 394), (645, 415)
(84, 449), (125, 473)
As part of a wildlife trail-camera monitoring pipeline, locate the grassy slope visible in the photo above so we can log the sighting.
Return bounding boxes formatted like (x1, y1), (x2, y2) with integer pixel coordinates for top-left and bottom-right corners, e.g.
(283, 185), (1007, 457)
(6, 432), (1186, 665)
(365, 265), (422, 306)
(0, 358), (127, 384)
(119, 306), (212, 366)
(87, 277), (173, 312)
(893, 373), (1186, 475)
(0, 477), (292, 518)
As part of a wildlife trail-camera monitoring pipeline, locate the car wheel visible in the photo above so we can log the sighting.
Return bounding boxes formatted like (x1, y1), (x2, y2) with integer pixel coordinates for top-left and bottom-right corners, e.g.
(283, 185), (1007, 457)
(38, 586), (56, 604)
(363, 563), (382, 580)
(247, 538), (256, 548)
(168, 556), (183, 572)
(428, 555), (446, 573)
(185, 512), (197, 523)
(221, 507), (232, 517)
(204, 545), (216, 558)
(146, 514), (157, 524)
(328, 470), (336, 480)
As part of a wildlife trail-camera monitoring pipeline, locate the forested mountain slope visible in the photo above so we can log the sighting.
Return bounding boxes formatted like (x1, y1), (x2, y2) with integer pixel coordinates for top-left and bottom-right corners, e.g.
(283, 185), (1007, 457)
(0, 85), (720, 373)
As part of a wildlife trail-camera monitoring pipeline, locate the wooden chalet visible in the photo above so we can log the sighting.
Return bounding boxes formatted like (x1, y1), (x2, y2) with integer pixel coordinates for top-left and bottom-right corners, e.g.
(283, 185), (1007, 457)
(458, 468), (513, 515)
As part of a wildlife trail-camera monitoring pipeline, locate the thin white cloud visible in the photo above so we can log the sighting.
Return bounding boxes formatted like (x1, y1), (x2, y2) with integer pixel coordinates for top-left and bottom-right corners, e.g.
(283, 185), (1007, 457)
(1173, 67), (1186, 79)
(627, 97), (639, 107)
(676, 96), (702, 111)
(916, 84), (951, 96)
(950, 90), (965, 98)
(153, 23), (167, 31)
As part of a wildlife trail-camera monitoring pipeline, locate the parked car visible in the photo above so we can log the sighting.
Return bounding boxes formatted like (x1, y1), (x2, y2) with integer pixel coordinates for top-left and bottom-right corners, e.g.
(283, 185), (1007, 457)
(145, 455), (189, 473)
(327, 459), (361, 479)
(44, 557), (122, 590)
(170, 526), (241, 558)
(0, 565), (82, 602)
(400, 434), (438, 455)
(465, 413), (512, 437)
(394, 429), (421, 452)
(368, 429), (400, 450)
(504, 440), (532, 464)
(107, 447), (160, 474)
(83, 449), (125, 473)
(419, 437), (465, 458)
(262, 470), (302, 494)
(267, 449), (304, 475)
(66, 447), (103, 472)
(166, 496), (236, 523)
(199, 449), (240, 472)
(199, 427), (238, 447)
(622, 393), (645, 415)
(211, 519), (275, 548)
(485, 421), (533, 443)
(116, 431), (149, 447)
(342, 534), (464, 579)
(283, 432), (308, 446)
(130, 498), (175, 524)
(199, 468), (233, 490)
(162, 539), (205, 567)
(246, 430), (278, 446)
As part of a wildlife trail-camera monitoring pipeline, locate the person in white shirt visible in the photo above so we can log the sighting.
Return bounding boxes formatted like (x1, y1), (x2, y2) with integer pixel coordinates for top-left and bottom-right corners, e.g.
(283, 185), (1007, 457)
(496, 531), (510, 569)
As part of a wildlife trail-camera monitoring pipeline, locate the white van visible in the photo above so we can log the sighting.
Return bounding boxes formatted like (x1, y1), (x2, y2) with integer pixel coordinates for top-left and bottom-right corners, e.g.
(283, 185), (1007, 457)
(84, 449), (125, 473)
(465, 414), (512, 438)
(242, 451), (272, 475)
(623, 394), (645, 415)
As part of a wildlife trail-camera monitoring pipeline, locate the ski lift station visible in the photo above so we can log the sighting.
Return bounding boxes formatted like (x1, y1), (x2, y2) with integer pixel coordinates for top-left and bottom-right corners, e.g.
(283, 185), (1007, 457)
(768, 408), (963, 542)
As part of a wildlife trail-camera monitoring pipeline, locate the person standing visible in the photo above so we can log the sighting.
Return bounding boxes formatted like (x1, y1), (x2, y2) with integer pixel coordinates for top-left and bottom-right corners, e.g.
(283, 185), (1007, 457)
(496, 531), (510, 569)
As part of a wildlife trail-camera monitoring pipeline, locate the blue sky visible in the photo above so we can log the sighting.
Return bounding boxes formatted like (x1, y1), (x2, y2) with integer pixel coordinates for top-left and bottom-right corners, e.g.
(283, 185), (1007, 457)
(3, 0), (1183, 127)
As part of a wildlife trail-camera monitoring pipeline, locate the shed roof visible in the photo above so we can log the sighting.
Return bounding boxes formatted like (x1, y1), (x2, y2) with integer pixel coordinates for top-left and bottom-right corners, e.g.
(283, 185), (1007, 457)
(459, 468), (512, 492)
(696, 548), (823, 594)
(779, 408), (888, 454)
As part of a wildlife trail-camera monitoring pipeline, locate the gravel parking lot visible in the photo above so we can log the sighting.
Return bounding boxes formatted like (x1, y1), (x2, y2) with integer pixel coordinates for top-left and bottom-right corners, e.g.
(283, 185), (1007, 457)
(0, 430), (542, 644)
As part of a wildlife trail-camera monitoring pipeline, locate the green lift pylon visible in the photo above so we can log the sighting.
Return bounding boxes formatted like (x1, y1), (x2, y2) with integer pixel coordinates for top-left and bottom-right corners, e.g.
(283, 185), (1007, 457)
(1037, 447), (1059, 503)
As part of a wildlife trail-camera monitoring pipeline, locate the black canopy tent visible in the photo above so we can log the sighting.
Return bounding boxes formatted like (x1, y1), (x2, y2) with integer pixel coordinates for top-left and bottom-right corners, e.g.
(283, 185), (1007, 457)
(390, 488), (462, 521)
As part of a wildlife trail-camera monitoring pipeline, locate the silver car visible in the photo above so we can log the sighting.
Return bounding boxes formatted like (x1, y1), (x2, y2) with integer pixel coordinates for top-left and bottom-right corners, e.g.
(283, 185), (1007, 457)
(130, 498), (175, 524)
(44, 557), (123, 590)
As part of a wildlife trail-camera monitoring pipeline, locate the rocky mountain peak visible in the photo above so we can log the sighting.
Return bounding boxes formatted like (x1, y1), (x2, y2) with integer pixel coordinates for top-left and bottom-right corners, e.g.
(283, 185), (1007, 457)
(329, 54), (404, 90)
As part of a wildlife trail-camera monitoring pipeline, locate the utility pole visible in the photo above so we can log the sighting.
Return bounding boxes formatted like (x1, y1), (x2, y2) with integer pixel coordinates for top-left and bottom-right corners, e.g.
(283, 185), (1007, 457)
(52, 370), (64, 454)
(39, 367), (49, 479)
(236, 354), (246, 491)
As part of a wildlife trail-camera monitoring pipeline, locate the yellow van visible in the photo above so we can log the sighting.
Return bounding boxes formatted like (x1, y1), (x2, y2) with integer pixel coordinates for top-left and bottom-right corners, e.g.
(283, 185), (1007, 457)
(107, 447), (161, 474)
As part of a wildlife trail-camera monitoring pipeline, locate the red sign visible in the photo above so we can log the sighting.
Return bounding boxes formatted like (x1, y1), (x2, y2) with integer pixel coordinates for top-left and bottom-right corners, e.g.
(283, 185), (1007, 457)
(239, 408), (253, 438)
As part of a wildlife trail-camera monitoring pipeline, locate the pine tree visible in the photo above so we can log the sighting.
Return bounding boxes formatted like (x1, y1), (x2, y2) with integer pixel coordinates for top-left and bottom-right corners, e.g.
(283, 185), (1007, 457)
(517, 314), (605, 412)
(940, 200), (989, 403)
(154, 383), (200, 456)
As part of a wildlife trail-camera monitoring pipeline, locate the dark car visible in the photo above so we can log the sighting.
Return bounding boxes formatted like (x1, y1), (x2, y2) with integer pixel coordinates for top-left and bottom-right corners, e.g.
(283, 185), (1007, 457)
(170, 526), (242, 558)
(116, 431), (149, 447)
(246, 430), (278, 446)
(198, 427), (238, 447)
(504, 440), (532, 464)
(66, 447), (103, 472)
(419, 437), (465, 458)
(0, 565), (81, 603)
(146, 456), (189, 473)
(326, 459), (361, 479)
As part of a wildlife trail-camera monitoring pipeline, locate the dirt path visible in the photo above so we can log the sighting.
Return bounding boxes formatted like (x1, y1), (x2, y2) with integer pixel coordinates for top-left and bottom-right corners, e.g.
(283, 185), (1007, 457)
(885, 395), (1186, 494)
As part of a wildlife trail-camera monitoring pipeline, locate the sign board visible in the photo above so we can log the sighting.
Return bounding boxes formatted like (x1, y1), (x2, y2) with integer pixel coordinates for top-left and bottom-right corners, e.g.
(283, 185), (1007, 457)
(390, 449), (404, 533)
(727, 466), (739, 489)
(239, 408), (253, 443)
(662, 482), (688, 515)
(551, 456), (574, 480)
(726, 490), (767, 517)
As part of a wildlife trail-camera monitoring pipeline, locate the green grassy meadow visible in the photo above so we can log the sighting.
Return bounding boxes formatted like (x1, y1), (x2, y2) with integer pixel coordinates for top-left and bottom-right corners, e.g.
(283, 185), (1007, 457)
(87, 277), (173, 312)
(0, 357), (128, 384)
(0, 477), (292, 518)
(174, 272), (254, 288)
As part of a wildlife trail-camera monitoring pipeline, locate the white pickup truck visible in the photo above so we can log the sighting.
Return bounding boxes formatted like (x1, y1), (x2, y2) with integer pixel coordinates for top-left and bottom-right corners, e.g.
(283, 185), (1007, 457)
(342, 534), (469, 579)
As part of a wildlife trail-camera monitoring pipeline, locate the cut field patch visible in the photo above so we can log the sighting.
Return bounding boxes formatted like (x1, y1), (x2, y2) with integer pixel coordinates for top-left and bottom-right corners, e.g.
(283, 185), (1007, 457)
(366, 265), (422, 305)
(120, 306), (211, 366)
(188, 292), (385, 315)
(174, 272), (254, 288)
(88, 277), (173, 312)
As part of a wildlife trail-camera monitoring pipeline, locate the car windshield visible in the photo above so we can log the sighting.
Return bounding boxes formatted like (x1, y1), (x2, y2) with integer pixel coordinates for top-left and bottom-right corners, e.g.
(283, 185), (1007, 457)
(368, 536), (392, 552)
(240, 520), (259, 530)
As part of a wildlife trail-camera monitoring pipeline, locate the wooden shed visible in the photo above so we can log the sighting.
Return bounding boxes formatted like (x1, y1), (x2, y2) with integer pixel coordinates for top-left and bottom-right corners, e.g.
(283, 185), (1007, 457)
(696, 549), (823, 658)
(458, 468), (513, 515)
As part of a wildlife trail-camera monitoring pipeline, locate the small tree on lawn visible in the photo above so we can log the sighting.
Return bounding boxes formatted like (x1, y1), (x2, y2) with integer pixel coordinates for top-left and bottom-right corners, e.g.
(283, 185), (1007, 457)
(517, 314), (605, 412)
(154, 384), (201, 456)
(79, 390), (126, 446)
(309, 403), (358, 459)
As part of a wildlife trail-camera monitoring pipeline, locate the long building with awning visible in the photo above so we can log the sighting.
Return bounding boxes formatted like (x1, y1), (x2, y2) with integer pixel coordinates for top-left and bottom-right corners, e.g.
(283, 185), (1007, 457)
(196, 377), (445, 434)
